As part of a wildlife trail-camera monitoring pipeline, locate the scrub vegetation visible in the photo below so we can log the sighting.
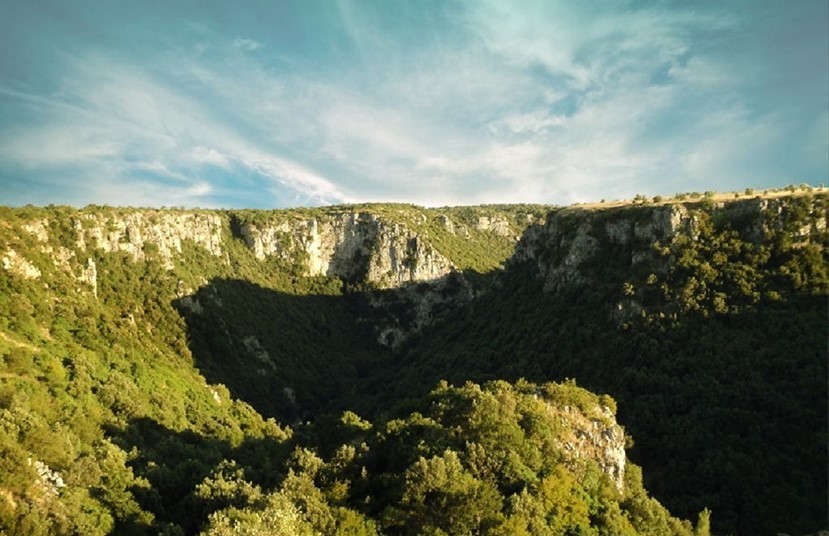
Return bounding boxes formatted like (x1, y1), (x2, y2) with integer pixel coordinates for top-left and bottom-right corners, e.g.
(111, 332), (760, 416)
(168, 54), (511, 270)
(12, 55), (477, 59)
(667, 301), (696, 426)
(0, 191), (824, 535)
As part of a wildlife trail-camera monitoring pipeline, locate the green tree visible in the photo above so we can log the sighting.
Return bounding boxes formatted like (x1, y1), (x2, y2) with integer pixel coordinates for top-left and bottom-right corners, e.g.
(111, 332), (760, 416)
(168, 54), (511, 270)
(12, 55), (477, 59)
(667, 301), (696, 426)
(387, 449), (504, 535)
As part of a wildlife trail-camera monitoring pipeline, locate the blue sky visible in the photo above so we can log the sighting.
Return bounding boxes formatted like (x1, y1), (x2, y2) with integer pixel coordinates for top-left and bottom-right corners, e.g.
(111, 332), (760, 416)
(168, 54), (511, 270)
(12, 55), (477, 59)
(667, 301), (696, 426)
(1, 0), (826, 208)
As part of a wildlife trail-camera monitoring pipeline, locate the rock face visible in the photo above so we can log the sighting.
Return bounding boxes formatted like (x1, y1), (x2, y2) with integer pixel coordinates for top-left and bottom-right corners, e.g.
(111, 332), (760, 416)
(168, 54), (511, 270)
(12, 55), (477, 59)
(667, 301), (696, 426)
(6, 197), (822, 346)
(513, 204), (692, 291)
(371, 272), (474, 348)
(79, 258), (98, 297)
(1, 249), (41, 279)
(4, 207), (483, 347)
(77, 211), (224, 269)
(31, 459), (65, 497)
(474, 214), (514, 237)
(239, 213), (455, 288)
(9, 221), (99, 294)
(553, 403), (626, 492)
(238, 212), (468, 346)
(7, 206), (527, 294)
(7, 211), (224, 288)
(514, 196), (827, 293)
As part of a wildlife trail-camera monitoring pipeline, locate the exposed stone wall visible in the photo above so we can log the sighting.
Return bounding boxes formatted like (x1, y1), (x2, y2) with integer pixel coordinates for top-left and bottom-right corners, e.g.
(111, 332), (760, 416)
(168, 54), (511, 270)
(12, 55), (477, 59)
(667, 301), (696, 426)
(4, 211), (224, 294)
(474, 214), (514, 237)
(371, 272), (474, 348)
(240, 213), (455, 288)
(514, 196), (827, 293)
(77, 211), (224, 269)
(552, 402), (626, 492)
(1, 249), (42, 279)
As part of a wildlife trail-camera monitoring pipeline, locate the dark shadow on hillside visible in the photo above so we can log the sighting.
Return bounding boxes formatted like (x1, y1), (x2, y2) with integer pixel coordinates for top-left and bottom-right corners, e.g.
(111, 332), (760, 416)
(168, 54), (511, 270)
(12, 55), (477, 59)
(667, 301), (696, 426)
(173, 278), (393, 423)
(104, 417), (292, 535)
(171, 269), (495, 424)
(365, 259), (829, 535)
(171, 259), (828, 535)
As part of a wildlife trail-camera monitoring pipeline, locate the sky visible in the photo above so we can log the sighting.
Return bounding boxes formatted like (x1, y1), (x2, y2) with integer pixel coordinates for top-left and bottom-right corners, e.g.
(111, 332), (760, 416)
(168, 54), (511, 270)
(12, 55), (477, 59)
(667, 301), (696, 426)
(0, 0), (827, 208)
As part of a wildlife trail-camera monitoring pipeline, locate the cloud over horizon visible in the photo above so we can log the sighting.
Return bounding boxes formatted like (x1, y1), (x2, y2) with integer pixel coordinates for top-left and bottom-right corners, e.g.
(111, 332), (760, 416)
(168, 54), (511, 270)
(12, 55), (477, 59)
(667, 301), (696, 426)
(0, 0), (826, 208)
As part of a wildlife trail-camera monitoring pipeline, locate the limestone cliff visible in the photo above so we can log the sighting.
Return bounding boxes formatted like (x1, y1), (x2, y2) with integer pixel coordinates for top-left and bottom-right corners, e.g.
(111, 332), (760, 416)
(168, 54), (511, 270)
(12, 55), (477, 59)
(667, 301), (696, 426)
(75, 211), (225, 269)
(235, 211), (479, 347)
(3, 196), (823, 343)
(4, 209), (455, 290)
(238, 212), (455, 288)
(514, 194), (827, 295)
(2, 204), (540, 348)
(2, 205), (540, 292)
(1, 249), (41, 280)
(553, 400), (626, 492)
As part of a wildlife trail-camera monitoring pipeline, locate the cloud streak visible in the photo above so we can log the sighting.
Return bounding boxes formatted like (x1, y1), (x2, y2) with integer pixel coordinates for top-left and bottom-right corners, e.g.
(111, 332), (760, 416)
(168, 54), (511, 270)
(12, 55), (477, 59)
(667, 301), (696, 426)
(0, 0), (826, 208)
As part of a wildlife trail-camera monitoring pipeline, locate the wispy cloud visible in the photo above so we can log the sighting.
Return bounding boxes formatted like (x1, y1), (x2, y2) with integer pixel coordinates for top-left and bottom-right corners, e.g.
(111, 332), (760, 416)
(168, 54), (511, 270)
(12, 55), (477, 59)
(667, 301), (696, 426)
(232, 38), (263, 52)
(0, 0), (825, 207)
(188, 146), (231, 169)
(1, 47), (351, 206)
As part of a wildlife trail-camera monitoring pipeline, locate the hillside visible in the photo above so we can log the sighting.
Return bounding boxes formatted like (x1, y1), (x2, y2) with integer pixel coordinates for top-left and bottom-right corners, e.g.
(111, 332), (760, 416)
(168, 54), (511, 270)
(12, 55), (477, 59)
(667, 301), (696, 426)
(366, 191), (828, 534)
(0, 191), (826, 535)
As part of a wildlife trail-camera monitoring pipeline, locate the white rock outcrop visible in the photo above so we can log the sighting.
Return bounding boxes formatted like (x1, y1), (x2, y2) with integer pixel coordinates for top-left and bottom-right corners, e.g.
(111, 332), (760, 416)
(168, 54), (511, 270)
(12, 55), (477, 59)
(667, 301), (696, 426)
(514, 196), (829, 315)
(31, 459), (65, 496)
(240, 213), (455, 288)
(2, 249), (41, 279)
(77, 212), (224, 269)
(22, 220), (49, 243)
(79, 258), (97, 296)
(475, 215), (514, 237)
(553, 403), (626, 492)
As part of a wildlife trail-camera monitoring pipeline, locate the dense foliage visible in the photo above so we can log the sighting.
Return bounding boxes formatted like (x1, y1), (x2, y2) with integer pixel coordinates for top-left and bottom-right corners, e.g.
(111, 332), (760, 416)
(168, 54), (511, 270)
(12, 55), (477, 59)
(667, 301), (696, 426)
(365, 194), (828, 535)
(201, 380), (704, 536)
(0, 193), (825, 535)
